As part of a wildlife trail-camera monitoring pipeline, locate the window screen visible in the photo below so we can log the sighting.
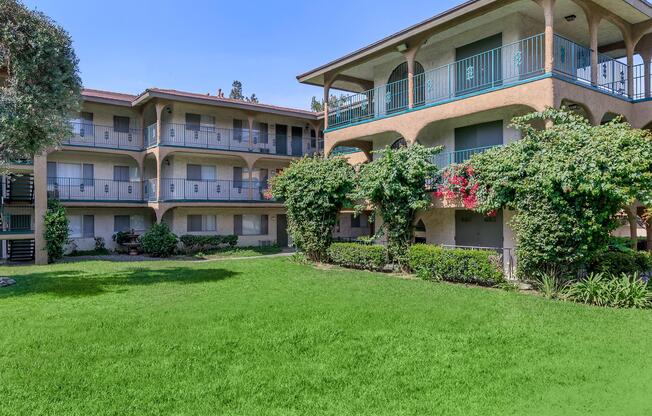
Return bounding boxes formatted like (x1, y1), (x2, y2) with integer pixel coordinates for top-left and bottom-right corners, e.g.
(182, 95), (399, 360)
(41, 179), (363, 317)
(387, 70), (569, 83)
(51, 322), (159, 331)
(186, 113), (201, 131)
(113, 166), (130, 182)
(113, 116), (130, 133)
(187, 215), (203, 232)
(83, 215), (95, 238)
(114, 215), (130, 232)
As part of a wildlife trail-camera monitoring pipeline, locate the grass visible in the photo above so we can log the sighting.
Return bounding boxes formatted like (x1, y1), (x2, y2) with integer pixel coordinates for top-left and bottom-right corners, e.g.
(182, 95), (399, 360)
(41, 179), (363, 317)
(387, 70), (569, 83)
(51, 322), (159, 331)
(0, 258), (651, 415)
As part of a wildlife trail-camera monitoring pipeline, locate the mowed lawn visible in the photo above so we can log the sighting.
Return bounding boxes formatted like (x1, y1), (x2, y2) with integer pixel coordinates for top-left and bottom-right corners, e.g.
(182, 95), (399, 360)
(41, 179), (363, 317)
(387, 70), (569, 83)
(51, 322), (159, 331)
(0, 258), (651, 416)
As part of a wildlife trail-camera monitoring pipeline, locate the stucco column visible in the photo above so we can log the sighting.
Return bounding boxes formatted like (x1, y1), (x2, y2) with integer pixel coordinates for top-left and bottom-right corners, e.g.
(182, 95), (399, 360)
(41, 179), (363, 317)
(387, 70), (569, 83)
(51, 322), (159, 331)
(323, 74), (335, 130)
(247, 114), (255, 151)
(588, 15), (601, 86)
(155, 102), (166, 145)
(542, 0), (556, 73)
(33, 153), (48, 265)
(626, 39), (635, 98)
(156, 153), (163, 203)
(247, 162), (254, 201)
(644, 55), (652, 98)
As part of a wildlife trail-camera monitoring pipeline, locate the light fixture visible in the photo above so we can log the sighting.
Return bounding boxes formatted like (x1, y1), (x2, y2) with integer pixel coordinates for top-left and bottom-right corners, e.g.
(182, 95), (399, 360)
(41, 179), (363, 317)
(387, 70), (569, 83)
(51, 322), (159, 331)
(396, 43), (408, 52)
(565, 14), (577, 22)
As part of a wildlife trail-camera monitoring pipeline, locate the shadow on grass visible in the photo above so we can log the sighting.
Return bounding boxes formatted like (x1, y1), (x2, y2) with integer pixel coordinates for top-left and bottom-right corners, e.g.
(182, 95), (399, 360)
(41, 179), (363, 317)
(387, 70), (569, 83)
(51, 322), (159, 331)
(0, 265), (239, 299)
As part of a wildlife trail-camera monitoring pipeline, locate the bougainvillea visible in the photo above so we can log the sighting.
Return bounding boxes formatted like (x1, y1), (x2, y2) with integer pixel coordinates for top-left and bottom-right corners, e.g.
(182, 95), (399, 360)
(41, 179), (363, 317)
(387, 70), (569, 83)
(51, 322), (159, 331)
(434, 164), (479, 209)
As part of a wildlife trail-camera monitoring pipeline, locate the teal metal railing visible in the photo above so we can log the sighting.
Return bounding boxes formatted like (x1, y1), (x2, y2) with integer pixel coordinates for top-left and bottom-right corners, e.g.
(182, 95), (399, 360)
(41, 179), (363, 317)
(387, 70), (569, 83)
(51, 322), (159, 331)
(327, 32), (650, 131)
(431, 145), (502, 169)
(47, 177), (145, 202)
(65, 122), (143, 150)
(328, 34), (546, 130)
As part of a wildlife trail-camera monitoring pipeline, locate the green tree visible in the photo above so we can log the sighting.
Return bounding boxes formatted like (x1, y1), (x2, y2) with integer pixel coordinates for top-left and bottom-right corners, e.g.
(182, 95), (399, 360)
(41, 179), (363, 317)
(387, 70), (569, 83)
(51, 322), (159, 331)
(229, 80), (244, 100)
(310, 96), (323, 112)
(0, 0), (81, 164)
(44, 199), (69, 263)
(355, 143), (440, 267)
(468, 108), (652, 276)
(270, 156), (355, 262)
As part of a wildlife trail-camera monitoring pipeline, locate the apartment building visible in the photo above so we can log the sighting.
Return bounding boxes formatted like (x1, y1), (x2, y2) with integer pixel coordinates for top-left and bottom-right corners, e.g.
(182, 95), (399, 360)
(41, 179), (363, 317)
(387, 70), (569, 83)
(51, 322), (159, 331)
(297, 0), (652, 257)
(1, 89), (324, 264)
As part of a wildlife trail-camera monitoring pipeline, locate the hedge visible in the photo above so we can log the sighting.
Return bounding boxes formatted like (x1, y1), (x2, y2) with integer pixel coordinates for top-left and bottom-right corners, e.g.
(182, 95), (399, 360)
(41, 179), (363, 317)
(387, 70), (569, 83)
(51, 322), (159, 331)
(590, 250), (652, 276)
(179, 235), (238, 253)
(327, 243), (387, 271)
(408, 244), (504, 285)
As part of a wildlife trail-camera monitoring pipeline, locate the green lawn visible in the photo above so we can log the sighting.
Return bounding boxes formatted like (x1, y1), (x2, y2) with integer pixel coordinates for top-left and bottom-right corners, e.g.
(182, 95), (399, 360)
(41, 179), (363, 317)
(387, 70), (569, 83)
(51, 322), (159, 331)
(0, 258), (650, 415)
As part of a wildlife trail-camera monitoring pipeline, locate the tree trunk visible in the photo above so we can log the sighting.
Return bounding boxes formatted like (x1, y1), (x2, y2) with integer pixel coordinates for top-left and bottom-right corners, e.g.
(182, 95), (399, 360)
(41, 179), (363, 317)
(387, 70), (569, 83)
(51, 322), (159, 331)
(646, 216), (652, 254)
(625, 205), (638, 250)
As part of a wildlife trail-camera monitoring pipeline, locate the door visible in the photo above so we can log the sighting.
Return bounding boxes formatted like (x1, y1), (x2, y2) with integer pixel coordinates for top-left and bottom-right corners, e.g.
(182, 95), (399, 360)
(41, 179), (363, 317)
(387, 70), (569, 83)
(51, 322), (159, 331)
(455, 210), (503, 248)
(277, 214), (288, 247)
(455, 33), (502, 96)
(276, 124), (288, 155)
(454, 120), (503, 162)
(291, 126), (303, 156)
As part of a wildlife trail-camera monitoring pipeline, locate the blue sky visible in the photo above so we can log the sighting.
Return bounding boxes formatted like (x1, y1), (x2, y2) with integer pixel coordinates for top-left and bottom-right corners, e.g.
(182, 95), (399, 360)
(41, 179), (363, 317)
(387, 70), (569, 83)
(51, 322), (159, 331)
(24, 0), (461, 110)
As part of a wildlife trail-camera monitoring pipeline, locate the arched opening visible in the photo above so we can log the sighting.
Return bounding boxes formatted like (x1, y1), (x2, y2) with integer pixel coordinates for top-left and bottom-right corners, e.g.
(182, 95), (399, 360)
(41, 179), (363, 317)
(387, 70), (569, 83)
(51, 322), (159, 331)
(600, 112), (627, 125)
(386, 61), (424, 114)
(560, 99), (594, 124)
(414, 219), (427, 244)
(390, 137), (407, 149)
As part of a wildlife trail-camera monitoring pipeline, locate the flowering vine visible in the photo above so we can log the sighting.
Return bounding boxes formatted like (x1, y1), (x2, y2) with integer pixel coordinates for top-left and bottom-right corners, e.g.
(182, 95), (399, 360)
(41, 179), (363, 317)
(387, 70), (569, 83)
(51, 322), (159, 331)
(433, 164), (479, 209)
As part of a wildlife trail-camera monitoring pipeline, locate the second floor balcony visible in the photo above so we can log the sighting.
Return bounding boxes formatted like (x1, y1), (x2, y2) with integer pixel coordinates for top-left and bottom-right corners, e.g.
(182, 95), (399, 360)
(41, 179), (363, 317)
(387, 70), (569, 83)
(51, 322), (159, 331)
(156, 123), (316, 157)
(64, 122), (143, 151)
(47, 177), (145, 202)
(326, 33), (640, 131)
(159, 178), (274, 202)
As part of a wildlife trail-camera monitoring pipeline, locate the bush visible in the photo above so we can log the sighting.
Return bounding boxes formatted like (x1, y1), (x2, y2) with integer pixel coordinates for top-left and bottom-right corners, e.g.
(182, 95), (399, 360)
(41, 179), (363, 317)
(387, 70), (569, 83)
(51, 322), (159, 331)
(112, 231), (132, 246)
(564, 273), (651, 309)
(140, 223), (178, 257)
(590, 251), (652, 276)
(408, 244), (504, 285)
(44, 200), (69, 263)
(327, 243), (387, 271)
(179, 234), (238, 253)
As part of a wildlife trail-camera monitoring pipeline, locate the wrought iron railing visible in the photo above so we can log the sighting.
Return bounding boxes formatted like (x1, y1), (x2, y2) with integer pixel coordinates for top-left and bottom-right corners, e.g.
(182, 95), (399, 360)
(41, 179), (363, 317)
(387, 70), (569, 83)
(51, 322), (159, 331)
(159, 178), (274, 202)
(64, 122), (143, 150)
(328, 34), (545, 129)
(0, 205), (34, 234)
(144, 178), (157, 202)
(47, 177), (145, 202)
(159, 123), (315, 156)
(430, 145), (502, 168)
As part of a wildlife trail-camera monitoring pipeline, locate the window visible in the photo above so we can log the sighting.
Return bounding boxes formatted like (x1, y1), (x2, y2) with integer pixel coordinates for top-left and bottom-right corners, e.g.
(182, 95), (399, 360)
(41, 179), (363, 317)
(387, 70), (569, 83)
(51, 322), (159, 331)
(130, 215), (145, 232)
(187, 215), (216, 232)
(187, 164), (216, 181)
(233, 119), (244, 142)
(234, 215), (268, 236)
(351, 214), (361, 228)
(69, 215), (94, 238)
(114, 215), (130, 232)
(113, 166), (130, 182)
(186, 113), (201, 131)
(255, 122), (268, 144)
(113, 116), (130, 133)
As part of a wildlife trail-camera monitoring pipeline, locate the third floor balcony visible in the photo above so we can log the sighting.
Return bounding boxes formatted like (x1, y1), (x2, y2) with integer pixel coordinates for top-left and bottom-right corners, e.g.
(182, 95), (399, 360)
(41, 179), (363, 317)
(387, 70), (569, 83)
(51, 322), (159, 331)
(326, 33), (644, 131)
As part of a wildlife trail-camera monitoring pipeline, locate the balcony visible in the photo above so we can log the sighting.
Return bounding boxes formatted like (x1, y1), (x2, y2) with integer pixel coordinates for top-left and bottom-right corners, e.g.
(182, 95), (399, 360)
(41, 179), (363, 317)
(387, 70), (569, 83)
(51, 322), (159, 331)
(64, 122), (143, 151)
(47, 177), (145, 202)
(0, 206), (33, 235)
(431, 145), (502, 169)
(327, 33), (640, 131)
(158, 123), (316, 156)
(159, 178), (275, 202)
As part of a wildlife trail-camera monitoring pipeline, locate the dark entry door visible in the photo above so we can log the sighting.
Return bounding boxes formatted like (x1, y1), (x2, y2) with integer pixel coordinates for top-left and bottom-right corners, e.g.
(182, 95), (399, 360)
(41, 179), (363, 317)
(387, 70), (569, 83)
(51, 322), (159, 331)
(291, 127), (303, 156)
(455, 33), (502, 96)
(454, 120), (503, 162)
(276, 125), (288, 155)
(455, 210), (503, 248)
(277, 214), (288, 247)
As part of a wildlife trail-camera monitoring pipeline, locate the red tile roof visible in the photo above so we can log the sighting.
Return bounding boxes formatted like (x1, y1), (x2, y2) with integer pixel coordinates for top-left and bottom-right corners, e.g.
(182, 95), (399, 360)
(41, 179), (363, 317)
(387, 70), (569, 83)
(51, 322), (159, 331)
(81, 87), (322, 119)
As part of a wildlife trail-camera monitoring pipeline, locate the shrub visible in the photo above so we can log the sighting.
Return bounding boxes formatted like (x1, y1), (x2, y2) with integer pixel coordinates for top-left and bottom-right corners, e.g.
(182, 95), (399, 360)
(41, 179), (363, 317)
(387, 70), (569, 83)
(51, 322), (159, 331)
(44, 200), (69, 263)
(590, 251), (652, 276)
(408, 244), (504, 285)
(112, 231), (132, 246)
(94, 237), (106, 251)
(564, 273), (651, 309)
(140, 223), (178, 257)
(327, 243), (387, 271)
(179, 235), (238, 253)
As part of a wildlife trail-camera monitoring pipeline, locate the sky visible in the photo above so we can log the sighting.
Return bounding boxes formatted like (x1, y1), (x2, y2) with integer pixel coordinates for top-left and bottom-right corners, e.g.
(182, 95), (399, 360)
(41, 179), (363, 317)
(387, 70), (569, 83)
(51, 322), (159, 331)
(24, 0), (462, 110)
